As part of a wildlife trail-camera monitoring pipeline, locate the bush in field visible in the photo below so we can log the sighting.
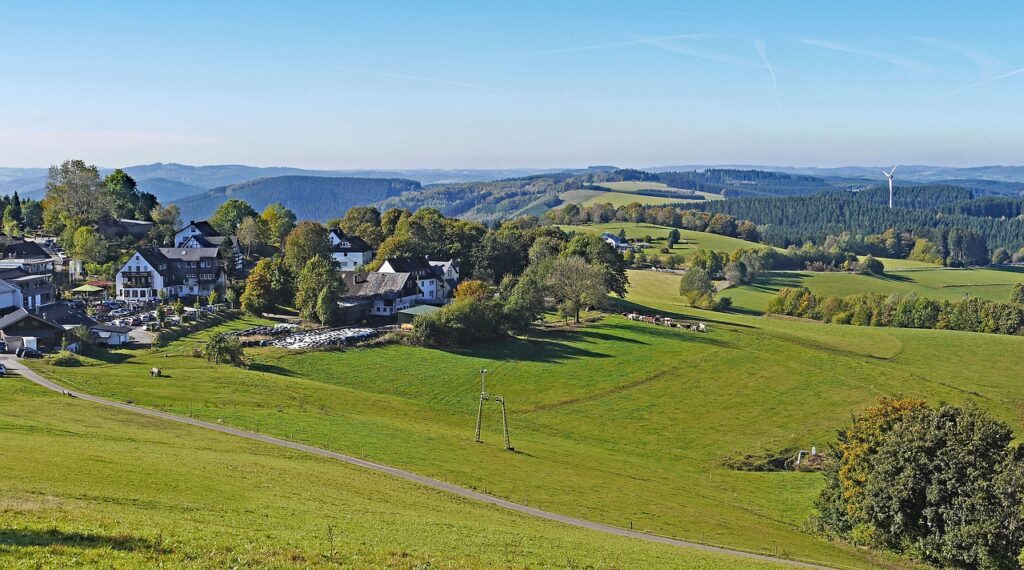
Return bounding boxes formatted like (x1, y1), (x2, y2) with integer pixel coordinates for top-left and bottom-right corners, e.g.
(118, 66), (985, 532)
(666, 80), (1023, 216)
(410, 298), (507, 347)
(203, 333), (246, 367)
(817, 397), (1024, 568)
(51, 350), (82, 367)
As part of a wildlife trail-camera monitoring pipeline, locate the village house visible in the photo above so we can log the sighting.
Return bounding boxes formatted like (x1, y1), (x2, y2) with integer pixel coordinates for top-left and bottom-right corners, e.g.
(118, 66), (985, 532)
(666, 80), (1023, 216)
(338, 271), (420, 320)
(328, 228), (374, 270)
(114, 246), (226, 300)
(378, 257), (452, 305)
(600, 232), (633, 253)
(0, 235), (56, 309)
(174, 221), (241, 268)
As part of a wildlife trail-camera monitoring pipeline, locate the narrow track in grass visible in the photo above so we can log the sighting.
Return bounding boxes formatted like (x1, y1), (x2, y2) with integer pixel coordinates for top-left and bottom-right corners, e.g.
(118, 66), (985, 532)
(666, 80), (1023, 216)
(4, 357), (833, 569)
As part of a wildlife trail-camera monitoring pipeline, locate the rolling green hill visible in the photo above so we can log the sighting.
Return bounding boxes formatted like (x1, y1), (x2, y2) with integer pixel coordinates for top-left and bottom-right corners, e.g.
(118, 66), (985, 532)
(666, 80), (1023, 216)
(171, 176), (421, 222)
(0, 374), (775, 568)
(32, 298), (1024, 567)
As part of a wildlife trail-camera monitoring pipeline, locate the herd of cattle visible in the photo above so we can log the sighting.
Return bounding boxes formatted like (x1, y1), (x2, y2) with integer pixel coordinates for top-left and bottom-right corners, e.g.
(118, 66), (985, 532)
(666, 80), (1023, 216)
(623, 312), (707, 332)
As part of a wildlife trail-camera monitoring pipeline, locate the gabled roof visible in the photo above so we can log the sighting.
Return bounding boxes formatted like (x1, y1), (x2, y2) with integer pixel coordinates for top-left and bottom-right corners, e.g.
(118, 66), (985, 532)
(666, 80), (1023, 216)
(90, 323), (132, 334)
(0, 307), (63, 331)
(329, 228), (373, 253)
(158, 247), (221, 262)
(340, 271), (415, 299)
(135, 247), (170, 269)
(184, 221), (221, 237)
(381, 257), (433, 274)
(0, 236), (47, 260)
(38, 302), (97, 328)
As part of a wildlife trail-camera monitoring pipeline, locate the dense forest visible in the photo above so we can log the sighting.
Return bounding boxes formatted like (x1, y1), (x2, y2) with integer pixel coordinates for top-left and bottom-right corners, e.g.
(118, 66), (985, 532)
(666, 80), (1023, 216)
(850, 185), (974, 209)
(172, 176), (421, 222)
(678, 193), (1024, 254)
(655, 169), (835, 198)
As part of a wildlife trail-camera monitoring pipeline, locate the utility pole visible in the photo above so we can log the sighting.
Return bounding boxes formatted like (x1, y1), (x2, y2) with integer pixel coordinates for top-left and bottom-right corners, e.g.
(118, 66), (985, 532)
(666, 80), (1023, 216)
(473, 368), (513, 451)
(474, 369), (487, 443)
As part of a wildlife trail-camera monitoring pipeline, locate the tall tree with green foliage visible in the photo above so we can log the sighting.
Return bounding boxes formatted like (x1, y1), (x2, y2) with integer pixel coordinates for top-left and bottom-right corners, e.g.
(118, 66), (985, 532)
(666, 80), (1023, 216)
(561, 233), (629, 297)
(546, 256), (607, 324)
(149, 204), (181, 245)
(43, 159), (113, 233)
(260, 202), (296, 247)
(71, 226), (108, 264)
(294, 255), (344, 324)
(283, 221), (331, 274)
(210, 199), (257, 236)
(235, 216), (269, 258)
(104, 169), (157, 220)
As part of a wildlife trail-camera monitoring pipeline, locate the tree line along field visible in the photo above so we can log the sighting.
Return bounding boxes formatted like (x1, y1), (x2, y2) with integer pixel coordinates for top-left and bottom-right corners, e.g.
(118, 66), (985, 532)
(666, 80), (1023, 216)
(26, 297), (1024, 568)
(0, 376), (791, 569)
(559, 188), (700, 208)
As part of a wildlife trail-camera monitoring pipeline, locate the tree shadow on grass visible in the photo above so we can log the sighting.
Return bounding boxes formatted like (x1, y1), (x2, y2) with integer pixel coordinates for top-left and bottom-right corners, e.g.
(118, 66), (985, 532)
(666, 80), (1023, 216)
(248, 362), (299, 378)
(869, 272), (914, 283)
(442, 335), (614, 364)
(986, 265), (1024, 275)
(0, 528), (163, 553)
(86, 350), (134, 365)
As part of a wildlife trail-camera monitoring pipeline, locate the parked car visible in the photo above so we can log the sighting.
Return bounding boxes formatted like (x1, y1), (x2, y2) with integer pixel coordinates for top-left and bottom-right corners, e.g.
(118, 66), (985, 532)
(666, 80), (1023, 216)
(17, 347), (42, 358)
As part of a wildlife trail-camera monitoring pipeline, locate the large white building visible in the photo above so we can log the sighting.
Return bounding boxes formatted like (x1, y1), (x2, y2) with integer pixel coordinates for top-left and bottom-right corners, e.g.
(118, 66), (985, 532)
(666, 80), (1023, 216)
(115, 247), (226, 300)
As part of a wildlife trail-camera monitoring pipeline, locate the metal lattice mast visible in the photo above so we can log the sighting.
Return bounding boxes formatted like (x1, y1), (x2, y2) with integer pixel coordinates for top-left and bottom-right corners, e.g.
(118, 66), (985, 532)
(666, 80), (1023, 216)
(474, 369), (487, 443)
(498, 397), (511, 450)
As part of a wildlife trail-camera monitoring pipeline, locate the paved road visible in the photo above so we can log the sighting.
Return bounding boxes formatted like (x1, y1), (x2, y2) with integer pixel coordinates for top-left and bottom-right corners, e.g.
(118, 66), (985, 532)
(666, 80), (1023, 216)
(3, 358), (831, 569)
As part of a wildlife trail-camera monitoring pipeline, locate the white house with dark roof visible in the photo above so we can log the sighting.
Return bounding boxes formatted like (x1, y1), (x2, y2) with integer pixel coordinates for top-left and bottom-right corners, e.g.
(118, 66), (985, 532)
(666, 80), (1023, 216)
(328, 228), (374, 270)
(338, 271), (419, 318)
(115, 246), (225, 300)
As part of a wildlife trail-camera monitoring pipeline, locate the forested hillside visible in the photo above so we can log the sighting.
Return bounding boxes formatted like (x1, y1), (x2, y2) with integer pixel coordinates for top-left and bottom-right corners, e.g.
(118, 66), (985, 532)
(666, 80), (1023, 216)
(655, 169), (834, 198)
(851, 185), (974, 209)
(172, 176), (421, 222)
(378, 173), (579, 223)
(681, 193), (1024, 252)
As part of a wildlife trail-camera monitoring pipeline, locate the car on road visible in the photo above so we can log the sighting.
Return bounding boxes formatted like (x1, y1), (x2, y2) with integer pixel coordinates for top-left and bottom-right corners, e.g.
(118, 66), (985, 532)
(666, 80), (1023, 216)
(16, 347), (42, 359)
(0, 363), (6, 376)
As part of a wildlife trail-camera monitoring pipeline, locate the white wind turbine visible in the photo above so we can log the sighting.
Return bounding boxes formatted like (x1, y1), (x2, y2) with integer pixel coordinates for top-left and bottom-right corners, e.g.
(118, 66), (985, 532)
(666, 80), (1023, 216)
(882, 166), (897, 208)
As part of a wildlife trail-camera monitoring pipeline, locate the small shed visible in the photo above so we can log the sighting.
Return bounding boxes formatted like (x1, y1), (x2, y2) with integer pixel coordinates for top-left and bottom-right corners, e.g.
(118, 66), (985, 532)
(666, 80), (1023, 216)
(89, 324), (132, 346)
(397, 304), (442, 326)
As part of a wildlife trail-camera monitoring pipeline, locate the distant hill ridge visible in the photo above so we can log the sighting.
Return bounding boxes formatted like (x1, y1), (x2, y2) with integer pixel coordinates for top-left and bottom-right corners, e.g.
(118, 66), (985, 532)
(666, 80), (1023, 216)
(171, 175), (421, 222)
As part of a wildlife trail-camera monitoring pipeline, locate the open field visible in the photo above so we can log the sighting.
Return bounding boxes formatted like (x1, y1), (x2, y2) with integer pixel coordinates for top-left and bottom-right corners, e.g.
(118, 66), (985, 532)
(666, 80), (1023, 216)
(719, 265), (1024, 314)
(560, 188), (700, 207)
(598, 181), (725, 200)
(29, 298), (1024, 568)
(560, 222), (774, 257)
(0, 375), (787, 569)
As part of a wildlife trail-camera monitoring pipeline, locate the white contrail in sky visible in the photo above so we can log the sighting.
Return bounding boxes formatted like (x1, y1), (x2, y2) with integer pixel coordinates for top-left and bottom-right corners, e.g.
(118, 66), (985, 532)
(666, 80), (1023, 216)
(913, 36), (1002, 75)
(933, 66), (1024, 100)
(801, 39), (933, 73)
(754, 38), (780, 106)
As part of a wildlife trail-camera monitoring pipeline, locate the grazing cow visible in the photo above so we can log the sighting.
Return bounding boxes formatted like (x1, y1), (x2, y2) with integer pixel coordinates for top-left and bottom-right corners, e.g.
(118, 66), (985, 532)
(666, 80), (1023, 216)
(149, 367), (161, 377)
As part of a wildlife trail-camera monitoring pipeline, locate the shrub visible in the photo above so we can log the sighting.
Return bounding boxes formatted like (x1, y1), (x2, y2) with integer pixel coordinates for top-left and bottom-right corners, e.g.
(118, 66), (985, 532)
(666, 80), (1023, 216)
(51, 350), (82, 367)
(410, 299), (507, 347)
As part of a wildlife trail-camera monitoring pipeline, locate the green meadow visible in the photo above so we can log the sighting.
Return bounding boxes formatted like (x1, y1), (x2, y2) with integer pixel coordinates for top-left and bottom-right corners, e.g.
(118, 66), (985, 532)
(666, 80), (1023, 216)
(0, 375), (789, 569)
(30, 289), (1024, 568)
(559, 222), (770, 257)
(560, 189), (699, 207)
(18, 220), (1024, 568)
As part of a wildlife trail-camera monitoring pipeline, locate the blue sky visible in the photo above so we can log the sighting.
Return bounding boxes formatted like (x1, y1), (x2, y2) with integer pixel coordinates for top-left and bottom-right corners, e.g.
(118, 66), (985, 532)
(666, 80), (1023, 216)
(1, 1), (1021, 169)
